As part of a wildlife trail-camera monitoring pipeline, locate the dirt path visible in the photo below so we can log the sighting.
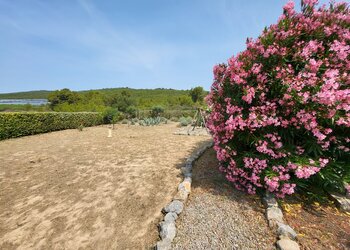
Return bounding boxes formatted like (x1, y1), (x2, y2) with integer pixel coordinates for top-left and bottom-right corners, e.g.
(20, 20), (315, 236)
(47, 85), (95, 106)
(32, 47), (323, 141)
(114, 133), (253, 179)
(0, 123), (211, 249)
(173, 149), (276, 250)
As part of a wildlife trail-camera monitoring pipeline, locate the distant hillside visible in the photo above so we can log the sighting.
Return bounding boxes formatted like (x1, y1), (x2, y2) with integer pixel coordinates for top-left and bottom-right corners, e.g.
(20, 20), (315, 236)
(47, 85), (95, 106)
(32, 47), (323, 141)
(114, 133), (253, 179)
(0, 90), (52, 99)
(0, 88), (190, 100)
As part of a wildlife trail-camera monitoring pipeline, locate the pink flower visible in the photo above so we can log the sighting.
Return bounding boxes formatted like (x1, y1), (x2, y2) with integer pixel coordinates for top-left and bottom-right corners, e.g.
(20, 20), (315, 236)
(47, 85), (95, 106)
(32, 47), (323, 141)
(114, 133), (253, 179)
(207, 1), (350, 197)
(283, 1), (295, 15)
(303, 0), (318, 7)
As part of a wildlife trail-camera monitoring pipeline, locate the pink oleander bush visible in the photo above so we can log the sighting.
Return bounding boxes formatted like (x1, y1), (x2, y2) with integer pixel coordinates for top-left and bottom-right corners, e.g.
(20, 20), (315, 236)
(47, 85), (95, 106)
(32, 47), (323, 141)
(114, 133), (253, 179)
(206, 0), (350, 198)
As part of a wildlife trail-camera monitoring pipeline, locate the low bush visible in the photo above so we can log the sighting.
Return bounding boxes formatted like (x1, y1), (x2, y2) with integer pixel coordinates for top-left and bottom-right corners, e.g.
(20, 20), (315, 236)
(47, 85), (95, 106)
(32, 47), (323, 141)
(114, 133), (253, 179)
(207, 1), (350, 197)
(138, 109), (195, 119)
(150, 106), (165, 118)
(0, 112), (103, 140)
(102, 107), (120, 124)
(179, 116), (193, 127)
(170, 117), (179, 122)
(139, 117), (165, 126)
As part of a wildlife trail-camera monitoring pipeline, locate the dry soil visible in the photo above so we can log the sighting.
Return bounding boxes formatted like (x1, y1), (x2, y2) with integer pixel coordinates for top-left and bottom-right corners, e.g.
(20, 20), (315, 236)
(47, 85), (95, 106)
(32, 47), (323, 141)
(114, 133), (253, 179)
(0, 123), (211, 250)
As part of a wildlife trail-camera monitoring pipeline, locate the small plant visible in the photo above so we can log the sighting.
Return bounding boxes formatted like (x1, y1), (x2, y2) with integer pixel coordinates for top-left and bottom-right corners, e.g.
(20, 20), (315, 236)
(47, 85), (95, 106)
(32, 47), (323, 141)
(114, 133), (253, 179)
(78, 124), (84, 131)
(159, 117), (168, 123)
(170, 117), (179, 122)
(131, 118), (139, 123)
(121, 119), (129, 124)
(179, 116), (193, 127)
(139, 117), (162, 126)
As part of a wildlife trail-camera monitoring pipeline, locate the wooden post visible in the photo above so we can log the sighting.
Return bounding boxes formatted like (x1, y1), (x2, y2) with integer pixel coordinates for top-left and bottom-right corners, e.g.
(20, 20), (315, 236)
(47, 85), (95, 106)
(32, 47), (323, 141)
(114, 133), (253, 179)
(108, 125), (112, 138)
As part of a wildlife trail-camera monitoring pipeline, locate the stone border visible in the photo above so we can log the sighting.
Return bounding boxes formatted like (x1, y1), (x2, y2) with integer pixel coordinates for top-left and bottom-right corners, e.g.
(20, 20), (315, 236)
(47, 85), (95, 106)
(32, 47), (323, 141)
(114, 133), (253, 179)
(155, 140), (214, 250)
(262, 192), (300, 250)
(327, 192), (350, 212)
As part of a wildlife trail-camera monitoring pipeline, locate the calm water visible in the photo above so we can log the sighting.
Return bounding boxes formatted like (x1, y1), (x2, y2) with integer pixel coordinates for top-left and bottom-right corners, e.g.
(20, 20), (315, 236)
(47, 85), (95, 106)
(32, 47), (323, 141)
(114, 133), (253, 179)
(0, 99), (48, 106)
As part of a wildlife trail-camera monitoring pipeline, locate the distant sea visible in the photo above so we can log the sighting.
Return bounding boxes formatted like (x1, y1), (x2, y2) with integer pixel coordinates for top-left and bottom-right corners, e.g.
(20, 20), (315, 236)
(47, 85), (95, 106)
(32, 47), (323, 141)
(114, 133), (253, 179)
(0, 99), (48, 106)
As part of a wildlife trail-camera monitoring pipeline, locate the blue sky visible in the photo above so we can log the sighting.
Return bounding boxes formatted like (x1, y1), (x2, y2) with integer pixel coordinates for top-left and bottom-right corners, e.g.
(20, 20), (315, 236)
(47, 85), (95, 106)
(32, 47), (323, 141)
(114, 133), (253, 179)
(0, 0), (329, 93)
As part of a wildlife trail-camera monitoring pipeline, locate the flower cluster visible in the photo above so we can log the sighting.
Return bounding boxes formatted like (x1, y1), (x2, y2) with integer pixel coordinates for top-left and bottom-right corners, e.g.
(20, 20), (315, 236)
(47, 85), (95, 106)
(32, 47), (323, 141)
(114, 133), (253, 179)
(207, 1), (350, 197)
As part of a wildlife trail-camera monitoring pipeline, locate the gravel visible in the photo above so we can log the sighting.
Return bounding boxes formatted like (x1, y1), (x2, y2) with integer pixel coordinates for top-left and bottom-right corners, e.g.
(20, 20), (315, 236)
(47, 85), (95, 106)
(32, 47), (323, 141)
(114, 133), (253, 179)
(172, 149), (276, 250)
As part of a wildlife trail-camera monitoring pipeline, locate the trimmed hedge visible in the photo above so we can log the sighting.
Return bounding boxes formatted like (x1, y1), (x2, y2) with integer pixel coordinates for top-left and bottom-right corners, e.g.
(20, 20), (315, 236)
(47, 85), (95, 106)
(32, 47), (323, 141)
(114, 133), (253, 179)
(0, 112), (103, 140)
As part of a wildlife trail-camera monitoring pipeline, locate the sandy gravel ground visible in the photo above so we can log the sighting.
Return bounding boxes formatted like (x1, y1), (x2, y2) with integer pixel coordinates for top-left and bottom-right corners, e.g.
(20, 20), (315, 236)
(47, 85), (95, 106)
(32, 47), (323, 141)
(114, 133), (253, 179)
(0, 123), (211, 249)
(172, 149), (276, 250)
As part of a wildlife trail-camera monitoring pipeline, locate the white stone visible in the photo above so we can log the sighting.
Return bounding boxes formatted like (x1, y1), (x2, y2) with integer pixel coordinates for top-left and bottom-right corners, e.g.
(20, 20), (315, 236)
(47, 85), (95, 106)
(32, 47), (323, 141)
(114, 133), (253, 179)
(159, 221), (176, 241)
(163, 200), (184, 215)
(276, 238), (300, 250)
(164, 212), (178, 223)
(156, 239), (172, 250)
(277, 222), (297, 240)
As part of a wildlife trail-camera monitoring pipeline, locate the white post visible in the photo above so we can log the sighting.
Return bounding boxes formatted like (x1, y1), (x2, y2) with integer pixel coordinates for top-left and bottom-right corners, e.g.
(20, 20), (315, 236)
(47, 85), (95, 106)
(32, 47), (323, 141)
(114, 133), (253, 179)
(108, 126), (112, 138)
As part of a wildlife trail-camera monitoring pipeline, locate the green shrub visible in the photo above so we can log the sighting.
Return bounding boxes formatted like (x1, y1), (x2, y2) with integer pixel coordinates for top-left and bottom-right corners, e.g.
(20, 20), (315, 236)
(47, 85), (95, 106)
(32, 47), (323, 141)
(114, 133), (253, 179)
(102, 107), (120, 124)
(150, 106), (164, 118)
(179, 116), (193, 127)
(78, 124), (84, 131)
(170, 117), (179, 122)
(125, 106), (138, 118)
(0, 112), (103, 140)
(207, 1), (350, 197)
(139, 117), (162, 126)
(121, 119), (129, 124)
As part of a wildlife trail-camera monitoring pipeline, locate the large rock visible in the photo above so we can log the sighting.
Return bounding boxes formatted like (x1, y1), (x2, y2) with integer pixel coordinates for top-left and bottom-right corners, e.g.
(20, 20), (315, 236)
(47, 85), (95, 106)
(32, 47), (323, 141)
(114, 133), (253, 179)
(328, 192), (350, 212)
(156, 239), (172, 250)
(159, 221), (176, 241)
(163, 200), (184, 215)
(173, 189), (189, 202)
(178, 180), (191, 193)
(164, 212), (178, 223)
(277, 223), (297, 240)
(276, 238), (300, 250)
(181, 166), (192, 178)
(266, 207), (284, 227)
(262, 192), (278, 208)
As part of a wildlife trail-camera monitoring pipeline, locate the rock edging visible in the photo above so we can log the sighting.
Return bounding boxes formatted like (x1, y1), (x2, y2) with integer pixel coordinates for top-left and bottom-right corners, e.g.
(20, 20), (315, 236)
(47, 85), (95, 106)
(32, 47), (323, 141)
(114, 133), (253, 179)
(155, 140), (214, 250)
(262, 192), (300, 250)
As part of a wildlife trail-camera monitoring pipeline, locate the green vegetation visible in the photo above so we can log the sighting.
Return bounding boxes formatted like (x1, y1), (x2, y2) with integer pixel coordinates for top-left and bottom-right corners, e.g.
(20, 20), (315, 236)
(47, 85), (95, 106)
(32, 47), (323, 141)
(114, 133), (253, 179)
(0, 104), (50, 112)
(0, 90), (51, 99)
(189, 86), (205, 104)
(102, 107), (120, 124)
(179, 116), (193, 127)
(150, 106), (164, 118)
(0, 112), (103, 140)
(1, 87), (208, 115)
(0, 87), (207, 138)
(139, 117), (164, 126)
(0, 87), (207, 109)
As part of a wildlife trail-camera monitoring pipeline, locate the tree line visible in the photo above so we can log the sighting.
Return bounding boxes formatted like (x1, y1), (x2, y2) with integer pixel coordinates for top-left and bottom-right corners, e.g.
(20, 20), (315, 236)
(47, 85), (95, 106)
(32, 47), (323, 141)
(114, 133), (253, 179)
(47, 87), (207, 118)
